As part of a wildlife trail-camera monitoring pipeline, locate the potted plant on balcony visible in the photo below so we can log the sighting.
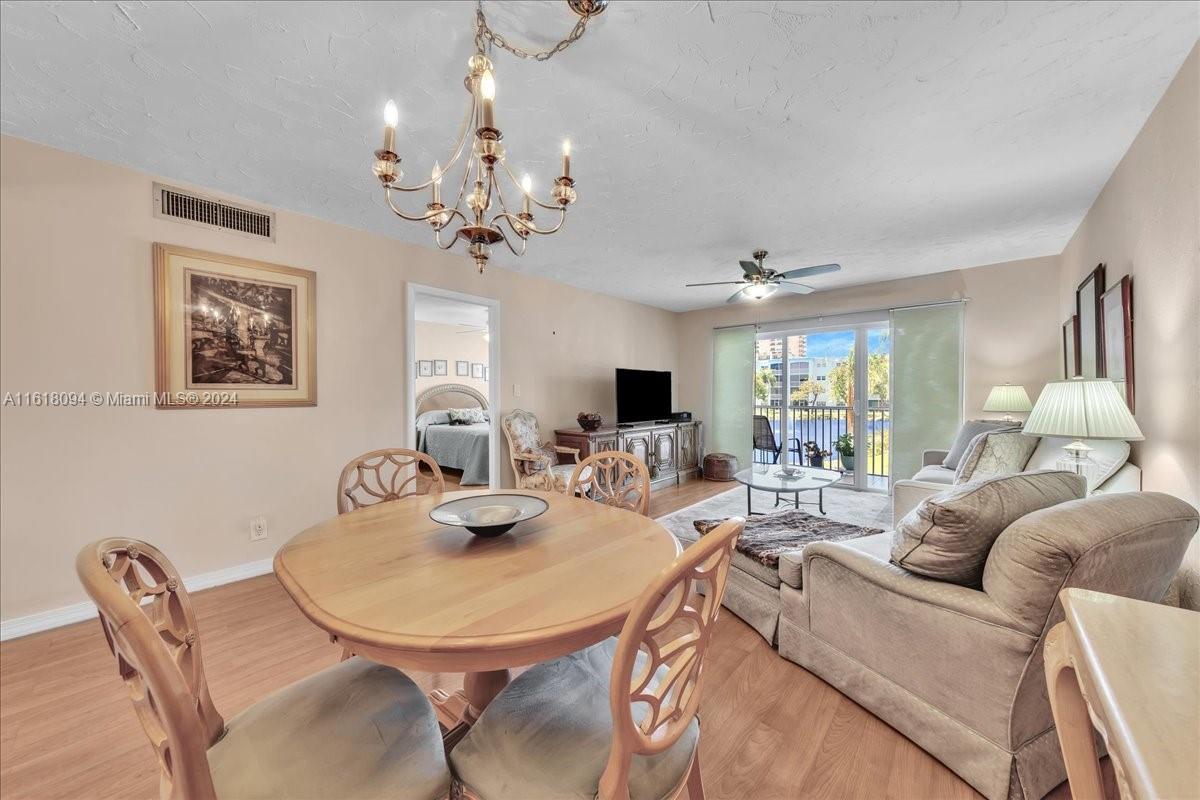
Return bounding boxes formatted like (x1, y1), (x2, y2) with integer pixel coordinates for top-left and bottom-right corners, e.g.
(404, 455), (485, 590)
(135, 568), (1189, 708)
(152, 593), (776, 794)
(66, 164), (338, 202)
(803, 441), (831, 469)
(835, 433), (855, 472)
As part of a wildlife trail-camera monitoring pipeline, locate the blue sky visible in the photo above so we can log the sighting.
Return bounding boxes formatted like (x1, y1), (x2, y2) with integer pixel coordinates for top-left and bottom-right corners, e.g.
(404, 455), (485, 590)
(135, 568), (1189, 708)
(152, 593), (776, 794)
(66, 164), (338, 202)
(804, 328), (891, 358)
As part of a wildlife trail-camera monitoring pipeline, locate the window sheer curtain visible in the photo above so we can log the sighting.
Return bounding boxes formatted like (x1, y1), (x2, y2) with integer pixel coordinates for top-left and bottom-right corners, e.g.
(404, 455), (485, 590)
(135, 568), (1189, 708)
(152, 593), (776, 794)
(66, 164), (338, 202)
(710, 326), (755, 468)
(890, 303), (964, 482)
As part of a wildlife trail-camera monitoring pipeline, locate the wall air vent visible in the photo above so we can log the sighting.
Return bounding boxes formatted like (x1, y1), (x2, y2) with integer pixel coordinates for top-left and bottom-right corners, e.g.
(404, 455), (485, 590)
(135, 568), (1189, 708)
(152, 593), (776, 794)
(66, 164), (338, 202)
(153, 183), (275, 242)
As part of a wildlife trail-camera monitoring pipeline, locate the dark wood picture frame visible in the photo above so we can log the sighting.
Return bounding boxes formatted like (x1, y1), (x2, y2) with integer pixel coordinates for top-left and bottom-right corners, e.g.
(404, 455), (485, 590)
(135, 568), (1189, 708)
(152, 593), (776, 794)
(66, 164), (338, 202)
(1101, 275), (1134, 411)
(1075, 263), (1105, 378)
(1062, 315), (1080, 378)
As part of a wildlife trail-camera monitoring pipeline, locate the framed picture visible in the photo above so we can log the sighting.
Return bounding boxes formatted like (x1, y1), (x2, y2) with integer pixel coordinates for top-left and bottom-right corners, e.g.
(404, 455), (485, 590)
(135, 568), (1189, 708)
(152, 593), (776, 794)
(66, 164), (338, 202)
(471, 362), (484, 379)
(1075, 263), (1105, 378)
(456, 360), (469, 377)
(484, 366), (489, 382)
(153, 243), (316, 408)
(1062, 315), (1080, 378)
(1101, 275), (1134, 410)
(418, 360), (434, 378)
(434, 359), (448, 376)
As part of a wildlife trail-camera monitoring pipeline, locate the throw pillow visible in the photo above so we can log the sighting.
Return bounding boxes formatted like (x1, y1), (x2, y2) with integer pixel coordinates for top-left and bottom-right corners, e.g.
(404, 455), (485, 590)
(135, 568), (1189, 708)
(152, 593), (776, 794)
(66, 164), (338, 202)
(448, 407), (486, 425)
(941, 420), (1021, 470)
(954, 429), (1039, 484)
(889, 470), (1086, 586)
(1025, 436), (1130, 492)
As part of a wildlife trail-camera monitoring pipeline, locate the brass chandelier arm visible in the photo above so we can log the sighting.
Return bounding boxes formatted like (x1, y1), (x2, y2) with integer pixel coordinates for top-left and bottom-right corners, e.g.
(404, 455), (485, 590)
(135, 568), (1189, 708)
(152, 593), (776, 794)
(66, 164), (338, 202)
(494, 225), (529, 258)
(386, 96), (480, 193)
(497, 160), (569, 212)
(384, 186), (468, 227)
(493, 208), (567, 237)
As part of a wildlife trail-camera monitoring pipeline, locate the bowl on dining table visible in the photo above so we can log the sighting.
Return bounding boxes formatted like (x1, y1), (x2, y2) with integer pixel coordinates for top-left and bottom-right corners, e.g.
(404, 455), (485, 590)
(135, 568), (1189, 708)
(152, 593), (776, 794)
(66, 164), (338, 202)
(429, 494), (549, 537)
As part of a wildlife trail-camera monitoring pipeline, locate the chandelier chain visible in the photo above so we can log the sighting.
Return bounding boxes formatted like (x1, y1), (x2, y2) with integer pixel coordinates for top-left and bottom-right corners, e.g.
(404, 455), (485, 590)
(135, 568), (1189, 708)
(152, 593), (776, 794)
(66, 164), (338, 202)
(474, 0), (592, 62)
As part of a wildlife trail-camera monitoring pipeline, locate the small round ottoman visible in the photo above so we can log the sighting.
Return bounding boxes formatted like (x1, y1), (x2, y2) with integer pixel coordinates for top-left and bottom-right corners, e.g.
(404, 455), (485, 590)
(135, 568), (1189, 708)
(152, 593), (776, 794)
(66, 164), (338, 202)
(703, 452), (739, 481)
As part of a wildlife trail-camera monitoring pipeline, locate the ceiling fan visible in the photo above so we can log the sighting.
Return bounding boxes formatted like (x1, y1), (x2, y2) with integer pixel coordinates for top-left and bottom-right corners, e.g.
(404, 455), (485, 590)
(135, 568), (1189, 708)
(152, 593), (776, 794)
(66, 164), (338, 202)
(685, 249), (841, 303)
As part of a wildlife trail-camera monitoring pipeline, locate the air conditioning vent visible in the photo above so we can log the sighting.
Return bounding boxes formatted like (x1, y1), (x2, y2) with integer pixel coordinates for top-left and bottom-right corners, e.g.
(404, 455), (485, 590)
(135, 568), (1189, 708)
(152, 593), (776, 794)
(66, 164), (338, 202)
(153, 183), (275, 241)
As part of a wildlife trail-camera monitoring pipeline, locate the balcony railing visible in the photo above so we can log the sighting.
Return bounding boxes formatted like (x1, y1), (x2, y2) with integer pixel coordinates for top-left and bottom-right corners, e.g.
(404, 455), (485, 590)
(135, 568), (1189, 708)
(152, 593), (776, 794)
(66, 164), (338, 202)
(752, 403), (891, 479)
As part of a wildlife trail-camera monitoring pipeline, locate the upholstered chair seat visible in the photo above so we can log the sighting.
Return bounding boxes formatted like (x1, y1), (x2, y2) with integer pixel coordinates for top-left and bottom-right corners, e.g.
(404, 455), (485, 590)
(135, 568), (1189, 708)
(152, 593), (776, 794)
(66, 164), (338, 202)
(209, 657), (449, 800)
(450, 638), (698, 800)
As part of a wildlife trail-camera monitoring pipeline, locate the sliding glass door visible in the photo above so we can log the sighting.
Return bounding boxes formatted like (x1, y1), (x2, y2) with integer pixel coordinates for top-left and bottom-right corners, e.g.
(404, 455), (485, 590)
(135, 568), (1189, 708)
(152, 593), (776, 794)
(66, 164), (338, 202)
(754, 321), (891, 491)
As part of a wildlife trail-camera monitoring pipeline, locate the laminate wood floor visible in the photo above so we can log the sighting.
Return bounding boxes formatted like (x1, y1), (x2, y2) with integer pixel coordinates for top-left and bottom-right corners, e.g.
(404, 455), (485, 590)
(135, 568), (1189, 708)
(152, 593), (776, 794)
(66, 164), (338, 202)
(0, 478), (1101, 799)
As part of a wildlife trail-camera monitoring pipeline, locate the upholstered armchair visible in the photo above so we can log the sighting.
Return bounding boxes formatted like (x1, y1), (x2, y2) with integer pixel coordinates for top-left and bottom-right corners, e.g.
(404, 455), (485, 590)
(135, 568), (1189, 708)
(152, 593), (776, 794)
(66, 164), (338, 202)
(501, 409), (581, 492)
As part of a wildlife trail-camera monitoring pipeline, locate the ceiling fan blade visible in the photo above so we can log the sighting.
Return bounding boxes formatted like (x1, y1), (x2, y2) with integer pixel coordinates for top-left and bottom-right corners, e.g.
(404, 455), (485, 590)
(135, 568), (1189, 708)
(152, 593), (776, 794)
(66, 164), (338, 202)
(726, 288), (749, 304)
(777, 263), (841, 280)
(777, 281), (815, 295)
(685, 280), (747, 287)
(739, 260), (763, 277)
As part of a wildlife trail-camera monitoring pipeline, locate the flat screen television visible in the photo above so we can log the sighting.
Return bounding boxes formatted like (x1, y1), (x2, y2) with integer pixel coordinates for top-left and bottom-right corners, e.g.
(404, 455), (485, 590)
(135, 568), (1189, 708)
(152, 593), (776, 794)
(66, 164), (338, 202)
(615, 368), (672, 423)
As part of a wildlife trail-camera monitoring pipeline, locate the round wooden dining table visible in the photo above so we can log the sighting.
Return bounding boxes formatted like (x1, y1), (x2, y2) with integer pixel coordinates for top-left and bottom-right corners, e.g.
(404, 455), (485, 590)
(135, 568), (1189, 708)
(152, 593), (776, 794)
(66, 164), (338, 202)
(274, 488), (681, 731)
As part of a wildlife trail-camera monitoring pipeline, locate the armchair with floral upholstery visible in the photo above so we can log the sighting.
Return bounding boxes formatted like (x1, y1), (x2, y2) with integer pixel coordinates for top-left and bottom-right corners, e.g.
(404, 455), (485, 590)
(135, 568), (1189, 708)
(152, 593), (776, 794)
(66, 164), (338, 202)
(500, 409), (582, 492)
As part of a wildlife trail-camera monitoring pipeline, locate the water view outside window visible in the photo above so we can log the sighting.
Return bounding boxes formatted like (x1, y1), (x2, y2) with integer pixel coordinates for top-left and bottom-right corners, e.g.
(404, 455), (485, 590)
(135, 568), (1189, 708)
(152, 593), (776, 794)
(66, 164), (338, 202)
(753, 326), (891, 490)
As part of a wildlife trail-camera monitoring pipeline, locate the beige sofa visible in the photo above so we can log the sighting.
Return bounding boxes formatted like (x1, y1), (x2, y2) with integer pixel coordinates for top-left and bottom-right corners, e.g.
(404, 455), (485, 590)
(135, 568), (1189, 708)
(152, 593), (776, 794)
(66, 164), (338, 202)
(893, 441), (1142, 522)
(777, 491), (1198, 800)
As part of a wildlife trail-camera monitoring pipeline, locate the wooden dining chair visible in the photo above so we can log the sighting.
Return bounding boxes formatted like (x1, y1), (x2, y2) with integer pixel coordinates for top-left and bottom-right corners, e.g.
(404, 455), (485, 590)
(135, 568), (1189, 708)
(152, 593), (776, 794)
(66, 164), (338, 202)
(567, 450), (652, 516)
(449, 517), (744, 800)
(337, 447), (445, 514)
(76, 538), (451, 800)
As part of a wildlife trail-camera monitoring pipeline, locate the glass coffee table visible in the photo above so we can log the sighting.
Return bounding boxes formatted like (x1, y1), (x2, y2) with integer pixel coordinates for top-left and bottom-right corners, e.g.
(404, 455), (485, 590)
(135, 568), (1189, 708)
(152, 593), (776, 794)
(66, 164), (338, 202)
(734, 463), (843, 516)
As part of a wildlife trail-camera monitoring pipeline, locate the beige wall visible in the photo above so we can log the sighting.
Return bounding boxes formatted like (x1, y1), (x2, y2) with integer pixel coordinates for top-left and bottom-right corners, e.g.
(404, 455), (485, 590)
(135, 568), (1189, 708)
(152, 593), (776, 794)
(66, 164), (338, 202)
(1058, 45), (1199, 509)
(0, 136), (679, 621)
(676, 255), (1063, 436)
(415, 321), (489, 398)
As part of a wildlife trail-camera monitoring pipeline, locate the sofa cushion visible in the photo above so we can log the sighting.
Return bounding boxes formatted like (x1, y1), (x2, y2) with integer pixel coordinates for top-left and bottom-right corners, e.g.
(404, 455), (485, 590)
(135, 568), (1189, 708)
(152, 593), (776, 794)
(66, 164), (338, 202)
(890, 470), (1086, 586)
(954, 430), (1040, 484)
(1025, 436), (1130, 492)
(942, 420), (1021, 470)
(913, 465), (956, 484)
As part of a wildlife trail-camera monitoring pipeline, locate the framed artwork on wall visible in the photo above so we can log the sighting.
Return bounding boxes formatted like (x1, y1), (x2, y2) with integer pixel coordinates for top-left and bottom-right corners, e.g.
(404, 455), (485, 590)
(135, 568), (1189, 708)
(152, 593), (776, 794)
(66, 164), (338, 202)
(1062, 315), (1080, 379)
(1075, 263), (1105, 378)
(418, 360), (434, 378)
(433, 359), (448, 376)
(1101, 275), (1134, 410)
(456, 360), (469, 377)
(153, 243), (316, 408)
(471, 362), (484, 379)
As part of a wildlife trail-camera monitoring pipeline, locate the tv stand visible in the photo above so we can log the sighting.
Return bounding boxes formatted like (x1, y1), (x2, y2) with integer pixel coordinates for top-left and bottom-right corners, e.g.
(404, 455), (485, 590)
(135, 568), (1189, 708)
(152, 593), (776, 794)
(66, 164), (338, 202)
(554, 419), (703, 490)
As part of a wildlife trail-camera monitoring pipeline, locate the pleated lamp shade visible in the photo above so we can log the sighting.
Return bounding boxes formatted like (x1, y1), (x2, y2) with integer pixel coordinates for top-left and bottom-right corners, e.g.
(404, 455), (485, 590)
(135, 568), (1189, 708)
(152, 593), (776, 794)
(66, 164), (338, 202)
(982, 384), (1032, 414)
(1024, 379), (1143, 441)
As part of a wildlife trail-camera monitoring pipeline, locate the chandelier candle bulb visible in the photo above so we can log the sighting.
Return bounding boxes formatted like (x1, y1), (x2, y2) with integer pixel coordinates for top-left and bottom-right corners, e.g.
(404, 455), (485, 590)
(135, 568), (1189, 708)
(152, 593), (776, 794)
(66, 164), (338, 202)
(561, 138), (571, 178)
(382, 100), (398, 153)
(480, 70), (496, 129)
(521, 174), (532, 215)
(432, 162), (442, 204)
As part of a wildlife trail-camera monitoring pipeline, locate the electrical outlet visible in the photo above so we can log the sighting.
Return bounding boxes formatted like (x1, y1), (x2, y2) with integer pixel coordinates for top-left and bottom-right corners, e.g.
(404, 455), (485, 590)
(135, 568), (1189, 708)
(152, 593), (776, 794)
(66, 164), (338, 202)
(249, 516), (267, 541)
(512, 383), (521, 398)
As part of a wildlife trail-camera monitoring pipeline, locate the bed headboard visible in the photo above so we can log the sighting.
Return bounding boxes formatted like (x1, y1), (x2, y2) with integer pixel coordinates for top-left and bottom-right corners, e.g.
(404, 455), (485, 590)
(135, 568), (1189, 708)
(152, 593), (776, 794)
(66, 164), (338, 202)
(416, 383), (488, 416)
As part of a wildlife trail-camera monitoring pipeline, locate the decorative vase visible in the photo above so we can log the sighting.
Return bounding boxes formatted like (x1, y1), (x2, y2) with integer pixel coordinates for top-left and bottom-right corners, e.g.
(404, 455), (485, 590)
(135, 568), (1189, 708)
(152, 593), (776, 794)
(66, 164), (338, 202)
(841, 454), (855, 471)
(577, 412), (602, 431)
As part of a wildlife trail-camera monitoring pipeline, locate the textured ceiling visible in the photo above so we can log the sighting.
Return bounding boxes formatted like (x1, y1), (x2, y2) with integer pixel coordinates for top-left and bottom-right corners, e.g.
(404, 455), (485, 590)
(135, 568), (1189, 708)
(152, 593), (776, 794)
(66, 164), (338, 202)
(414, 294), (489, 327)
(2, 2), (1196, 311)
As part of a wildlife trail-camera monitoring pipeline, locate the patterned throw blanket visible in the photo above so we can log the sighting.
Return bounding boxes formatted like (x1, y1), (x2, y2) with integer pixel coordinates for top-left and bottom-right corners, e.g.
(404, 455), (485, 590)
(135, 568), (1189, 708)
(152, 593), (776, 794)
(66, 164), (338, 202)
(694, 510), (883, 568)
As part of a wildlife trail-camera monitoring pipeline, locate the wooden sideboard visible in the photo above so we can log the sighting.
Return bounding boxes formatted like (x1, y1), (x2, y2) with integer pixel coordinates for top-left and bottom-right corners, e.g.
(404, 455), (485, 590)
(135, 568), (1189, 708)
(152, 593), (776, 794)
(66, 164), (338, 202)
(555, 420), (703, 491)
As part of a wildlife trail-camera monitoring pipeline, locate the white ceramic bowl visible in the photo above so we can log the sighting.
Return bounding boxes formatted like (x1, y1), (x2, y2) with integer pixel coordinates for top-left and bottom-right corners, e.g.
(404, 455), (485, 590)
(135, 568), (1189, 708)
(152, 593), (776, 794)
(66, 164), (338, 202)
(429, 494), (549, 537)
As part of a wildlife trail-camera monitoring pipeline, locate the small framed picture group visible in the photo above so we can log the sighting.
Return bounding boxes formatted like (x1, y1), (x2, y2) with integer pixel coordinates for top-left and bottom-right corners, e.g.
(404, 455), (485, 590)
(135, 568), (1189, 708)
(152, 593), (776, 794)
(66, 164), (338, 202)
(1063, 263), (1134, 410)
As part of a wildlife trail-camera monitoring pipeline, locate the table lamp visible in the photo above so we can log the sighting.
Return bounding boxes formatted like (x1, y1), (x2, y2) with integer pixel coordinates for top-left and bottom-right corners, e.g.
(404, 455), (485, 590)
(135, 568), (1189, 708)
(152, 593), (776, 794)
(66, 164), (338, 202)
(982, 383), (1032, 422)
(1023, 378), (1143, 480)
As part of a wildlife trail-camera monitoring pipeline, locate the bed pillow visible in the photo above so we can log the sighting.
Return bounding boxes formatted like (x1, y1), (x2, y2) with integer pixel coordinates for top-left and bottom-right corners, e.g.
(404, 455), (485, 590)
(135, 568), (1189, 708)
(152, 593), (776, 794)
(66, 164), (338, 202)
(941, 420), (1021, 469)
(954, 429), (1039, 484)
(416, 410), (451, 427)
(448, 407), (486, 425)
(890, 470), (1086, 586)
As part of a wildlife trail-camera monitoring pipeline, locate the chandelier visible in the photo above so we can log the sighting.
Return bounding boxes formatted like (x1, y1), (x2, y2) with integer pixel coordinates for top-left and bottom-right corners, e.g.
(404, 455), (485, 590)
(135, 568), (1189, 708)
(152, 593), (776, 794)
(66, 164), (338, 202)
(371, 0), (607, 273)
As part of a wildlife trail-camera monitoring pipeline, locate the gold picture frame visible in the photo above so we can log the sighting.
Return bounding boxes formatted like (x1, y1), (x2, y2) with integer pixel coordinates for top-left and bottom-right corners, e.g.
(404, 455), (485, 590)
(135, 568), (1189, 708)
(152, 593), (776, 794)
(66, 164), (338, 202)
(153, 243), (317, 408)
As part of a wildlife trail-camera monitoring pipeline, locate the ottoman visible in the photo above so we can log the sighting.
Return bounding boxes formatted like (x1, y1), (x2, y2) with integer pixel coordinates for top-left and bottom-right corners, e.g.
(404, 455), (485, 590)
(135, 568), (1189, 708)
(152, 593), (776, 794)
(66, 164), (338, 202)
(673, 509), (882, 644)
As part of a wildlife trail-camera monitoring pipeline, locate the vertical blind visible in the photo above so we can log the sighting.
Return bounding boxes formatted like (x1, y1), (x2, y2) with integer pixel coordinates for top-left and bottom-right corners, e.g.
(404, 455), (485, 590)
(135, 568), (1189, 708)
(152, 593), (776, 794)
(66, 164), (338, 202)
(710, 325), (755, 468)
(890, 303), (964, 482)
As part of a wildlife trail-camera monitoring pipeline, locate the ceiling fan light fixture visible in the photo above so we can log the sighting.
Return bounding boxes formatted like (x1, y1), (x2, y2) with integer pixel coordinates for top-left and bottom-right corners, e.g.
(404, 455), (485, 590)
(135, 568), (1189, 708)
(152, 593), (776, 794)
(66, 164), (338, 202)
(743, 283), (777, 300)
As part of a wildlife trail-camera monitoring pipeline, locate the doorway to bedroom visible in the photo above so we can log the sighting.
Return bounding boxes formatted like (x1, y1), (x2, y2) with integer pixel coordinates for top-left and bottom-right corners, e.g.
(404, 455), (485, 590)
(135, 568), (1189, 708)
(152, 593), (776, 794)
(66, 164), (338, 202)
(407, 285), (499, 490)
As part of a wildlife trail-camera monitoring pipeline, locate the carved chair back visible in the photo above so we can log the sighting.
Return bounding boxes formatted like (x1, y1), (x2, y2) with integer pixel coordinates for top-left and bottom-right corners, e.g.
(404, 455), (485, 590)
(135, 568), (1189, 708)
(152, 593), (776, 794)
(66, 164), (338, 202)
(76, 539), (222, 800)
(597, 517), (744, 800)
(567, 450), (652, 517)
(501, 409), (543, 481)
(337, 448), (445, 514)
